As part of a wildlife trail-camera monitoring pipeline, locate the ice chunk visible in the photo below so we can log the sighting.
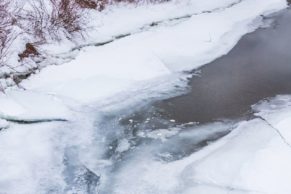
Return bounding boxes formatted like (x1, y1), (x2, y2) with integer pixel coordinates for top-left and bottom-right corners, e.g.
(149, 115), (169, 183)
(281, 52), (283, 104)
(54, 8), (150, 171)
(116, 139), (131, 153)
(0, 119), (9, 129)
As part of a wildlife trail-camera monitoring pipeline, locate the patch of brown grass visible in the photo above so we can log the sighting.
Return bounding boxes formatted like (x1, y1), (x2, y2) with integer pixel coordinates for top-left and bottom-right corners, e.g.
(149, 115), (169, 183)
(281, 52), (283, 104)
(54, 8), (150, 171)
(18, 43), (39, 60)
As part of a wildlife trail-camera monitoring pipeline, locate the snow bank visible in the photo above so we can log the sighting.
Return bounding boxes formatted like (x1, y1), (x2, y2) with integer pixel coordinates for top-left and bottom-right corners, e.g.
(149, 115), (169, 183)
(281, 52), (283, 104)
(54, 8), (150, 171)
(43, 0), (243, 53)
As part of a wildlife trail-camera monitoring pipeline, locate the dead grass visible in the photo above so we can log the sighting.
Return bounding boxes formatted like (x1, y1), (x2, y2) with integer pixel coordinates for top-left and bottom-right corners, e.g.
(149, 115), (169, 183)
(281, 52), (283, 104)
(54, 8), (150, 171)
(18, 43), (39, 60)
(76, 0), (98, 9)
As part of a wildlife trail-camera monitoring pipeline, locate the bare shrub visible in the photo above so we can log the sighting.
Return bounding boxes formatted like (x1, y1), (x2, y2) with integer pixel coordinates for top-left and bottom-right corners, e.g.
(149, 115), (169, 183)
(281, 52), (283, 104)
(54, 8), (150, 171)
(0, 1), (15, 68)
(75, 0), (98, 9)
(18, 0), (87, 42)
(0, 1), (13, 92)
(50, 0), (86, 37)
(16, 1), (49, 42)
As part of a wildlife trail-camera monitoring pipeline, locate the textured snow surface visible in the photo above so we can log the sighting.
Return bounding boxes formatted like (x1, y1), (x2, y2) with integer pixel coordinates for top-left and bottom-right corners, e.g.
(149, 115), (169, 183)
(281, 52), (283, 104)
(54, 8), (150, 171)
(0, 0), (289, 194)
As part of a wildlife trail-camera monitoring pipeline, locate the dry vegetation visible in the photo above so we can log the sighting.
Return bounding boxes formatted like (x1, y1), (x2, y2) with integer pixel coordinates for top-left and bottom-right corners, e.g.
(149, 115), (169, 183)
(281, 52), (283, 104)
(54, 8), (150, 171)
(1, 0), (98, 65)
(0, 1), (16, 69)
(17, 0), (89, 42)
(0, 0), (96, 91)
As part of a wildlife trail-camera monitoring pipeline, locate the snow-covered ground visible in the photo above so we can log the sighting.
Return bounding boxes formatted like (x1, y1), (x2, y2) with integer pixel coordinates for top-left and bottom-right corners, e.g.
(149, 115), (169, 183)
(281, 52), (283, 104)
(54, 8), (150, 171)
(0, 0), (290, 193)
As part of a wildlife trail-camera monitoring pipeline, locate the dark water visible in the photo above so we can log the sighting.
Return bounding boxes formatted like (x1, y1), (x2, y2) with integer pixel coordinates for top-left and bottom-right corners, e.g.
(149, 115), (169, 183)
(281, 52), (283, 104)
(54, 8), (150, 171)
(140, 8), (291, 124)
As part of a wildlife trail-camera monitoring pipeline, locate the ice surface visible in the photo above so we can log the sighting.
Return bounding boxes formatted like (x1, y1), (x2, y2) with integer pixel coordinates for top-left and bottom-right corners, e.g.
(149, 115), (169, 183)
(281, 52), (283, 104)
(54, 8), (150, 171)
(116, 139), (131, 153)
(253, 95), (291, 147)
(103, 96), (291, 194)
(0, 91), (72, 122)
(0, 111), (99, 194)
(0, 122), (67, 194)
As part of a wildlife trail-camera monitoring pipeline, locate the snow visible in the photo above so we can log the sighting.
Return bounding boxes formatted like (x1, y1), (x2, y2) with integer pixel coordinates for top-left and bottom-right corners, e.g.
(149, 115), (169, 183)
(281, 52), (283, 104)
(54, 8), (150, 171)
(0, 0), (290, 194)
(181, 119), (291, 194)
(0, 90), (72, 121)
(42, 0), (244, 54)
(0, 119), (9, 129)
(0, 122), (67, 194)
(0, 110), (98, 194)
(181, 97), (291, 194)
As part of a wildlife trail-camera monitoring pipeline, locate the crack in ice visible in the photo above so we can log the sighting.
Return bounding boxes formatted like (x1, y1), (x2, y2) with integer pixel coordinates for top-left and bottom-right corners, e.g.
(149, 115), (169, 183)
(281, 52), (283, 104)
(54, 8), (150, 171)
(1, 118), (68, 125)
(256, 116), (291, 149)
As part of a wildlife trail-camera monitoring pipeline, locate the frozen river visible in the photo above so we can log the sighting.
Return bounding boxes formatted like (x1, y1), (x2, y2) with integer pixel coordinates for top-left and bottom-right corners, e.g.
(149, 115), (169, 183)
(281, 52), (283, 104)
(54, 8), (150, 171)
(96, 7), (291, 194)
(1, 2), (291, 194)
